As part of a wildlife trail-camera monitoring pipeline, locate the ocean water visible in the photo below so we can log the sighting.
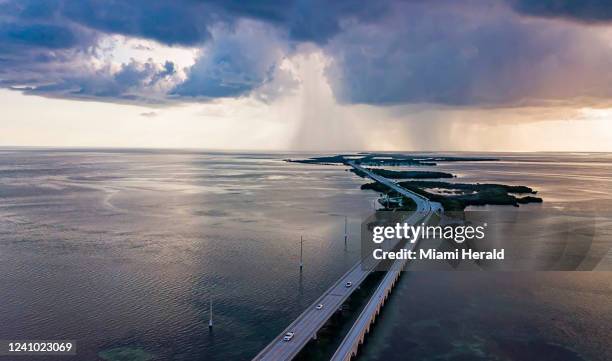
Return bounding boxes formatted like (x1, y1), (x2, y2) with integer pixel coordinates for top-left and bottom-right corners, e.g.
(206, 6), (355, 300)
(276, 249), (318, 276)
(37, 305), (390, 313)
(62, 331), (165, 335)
(0, 149), (377, 360)
(357, 152), (612, 361)
(0, 149), (610, 360)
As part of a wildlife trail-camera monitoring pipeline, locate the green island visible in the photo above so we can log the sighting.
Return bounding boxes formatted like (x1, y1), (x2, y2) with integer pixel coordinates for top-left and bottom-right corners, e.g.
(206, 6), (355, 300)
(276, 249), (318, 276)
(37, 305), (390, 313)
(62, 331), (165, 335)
(288, 152), (542, 211)
(361, 180), (542, 211)
(287, 153), (497, 167)
(350, 167), (454, 179)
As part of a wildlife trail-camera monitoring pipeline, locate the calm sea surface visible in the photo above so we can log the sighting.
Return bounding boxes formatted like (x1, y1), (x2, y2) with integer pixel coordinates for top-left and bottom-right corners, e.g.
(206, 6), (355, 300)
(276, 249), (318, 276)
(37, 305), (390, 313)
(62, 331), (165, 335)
(0, 149), (610, 361)
(358, 153), (612, 361)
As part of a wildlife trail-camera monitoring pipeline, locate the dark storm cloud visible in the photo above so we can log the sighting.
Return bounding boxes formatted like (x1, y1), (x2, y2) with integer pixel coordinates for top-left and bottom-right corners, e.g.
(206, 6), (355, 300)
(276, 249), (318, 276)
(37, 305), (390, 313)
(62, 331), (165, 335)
(0, 0), (212, 46)
(0, 23), (77, 48)
(2, 0), (612, 107)
(172, 22), (293, 98)
(509, 0), (612, 23)
(0, 0), (385, 103)
(5, 57), (178, 104)
(325, 1), (612, 106)
(61, 0), (212, 46)
(203, 0), (388, 43)
(3, 0), (385, 47)
(0, 0), (201, 102)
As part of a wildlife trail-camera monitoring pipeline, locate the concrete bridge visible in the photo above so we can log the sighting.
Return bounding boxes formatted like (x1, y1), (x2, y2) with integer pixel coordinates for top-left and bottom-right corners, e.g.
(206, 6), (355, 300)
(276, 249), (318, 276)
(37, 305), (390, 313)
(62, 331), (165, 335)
(252, 162), (440, 361)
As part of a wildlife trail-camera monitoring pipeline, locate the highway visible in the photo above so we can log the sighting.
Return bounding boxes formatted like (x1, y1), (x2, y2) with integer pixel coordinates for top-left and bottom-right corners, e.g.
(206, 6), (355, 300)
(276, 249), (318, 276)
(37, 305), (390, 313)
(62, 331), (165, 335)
(252, 214), (426, 361)
(330, 212), (436, 361)
(330, 247), (408, 361)
(330, 163), (442, 361)
(252, 260), (373, 361)
(329, 163), (441, 361)
(348, 161), (442, 215)
(253, 162), (438, 361)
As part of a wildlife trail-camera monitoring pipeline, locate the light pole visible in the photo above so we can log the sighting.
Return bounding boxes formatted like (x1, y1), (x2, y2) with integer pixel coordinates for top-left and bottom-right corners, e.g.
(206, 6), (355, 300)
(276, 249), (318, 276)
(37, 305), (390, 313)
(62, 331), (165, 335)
(208, 296), (213, 329)
(300, 236), (303, 270)
(344, 216), (348, 248)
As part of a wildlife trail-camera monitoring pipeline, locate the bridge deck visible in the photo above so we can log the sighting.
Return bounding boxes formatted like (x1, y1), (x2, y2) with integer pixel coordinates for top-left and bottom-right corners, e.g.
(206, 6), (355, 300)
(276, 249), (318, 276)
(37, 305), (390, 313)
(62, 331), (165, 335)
(253, 163), (436, 361)
(330, 212), (434, 361)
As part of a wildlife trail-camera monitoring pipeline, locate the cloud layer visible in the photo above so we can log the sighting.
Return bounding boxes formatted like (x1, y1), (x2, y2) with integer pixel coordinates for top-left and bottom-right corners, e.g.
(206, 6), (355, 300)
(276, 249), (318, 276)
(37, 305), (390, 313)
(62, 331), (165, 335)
(172, 22), (295, 99)
(510, 0), (612, 23)
(325, 1), (612, 106)
(2, 0), (612, 108)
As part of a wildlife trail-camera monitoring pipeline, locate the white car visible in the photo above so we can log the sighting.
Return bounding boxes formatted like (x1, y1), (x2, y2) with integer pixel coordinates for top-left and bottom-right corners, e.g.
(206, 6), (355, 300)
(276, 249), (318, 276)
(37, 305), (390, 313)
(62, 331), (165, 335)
(315, 304), (323, 310)
(283, 332), (295, 341)
(345, 282), (352, 288)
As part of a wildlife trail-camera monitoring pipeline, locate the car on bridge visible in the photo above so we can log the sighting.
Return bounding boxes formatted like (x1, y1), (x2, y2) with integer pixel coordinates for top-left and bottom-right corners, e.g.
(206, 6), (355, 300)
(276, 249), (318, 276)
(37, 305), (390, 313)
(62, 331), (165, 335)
(315, 304), (323, 310)
(345, 282), (352, 288)
(283, 332), (295, 341)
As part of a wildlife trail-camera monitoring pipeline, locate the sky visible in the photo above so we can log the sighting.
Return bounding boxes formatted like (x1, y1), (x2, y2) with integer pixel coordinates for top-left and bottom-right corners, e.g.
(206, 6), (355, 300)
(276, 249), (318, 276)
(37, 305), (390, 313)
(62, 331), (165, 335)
(2, 0), (612, 151)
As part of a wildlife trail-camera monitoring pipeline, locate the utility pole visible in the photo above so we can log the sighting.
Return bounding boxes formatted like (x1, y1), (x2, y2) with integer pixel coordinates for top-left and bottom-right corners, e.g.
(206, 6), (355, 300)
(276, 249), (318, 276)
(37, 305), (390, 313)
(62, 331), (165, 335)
(344, 216), (348, 248)
(208, 296), (213, 329)
(299, 236), (303, 270)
